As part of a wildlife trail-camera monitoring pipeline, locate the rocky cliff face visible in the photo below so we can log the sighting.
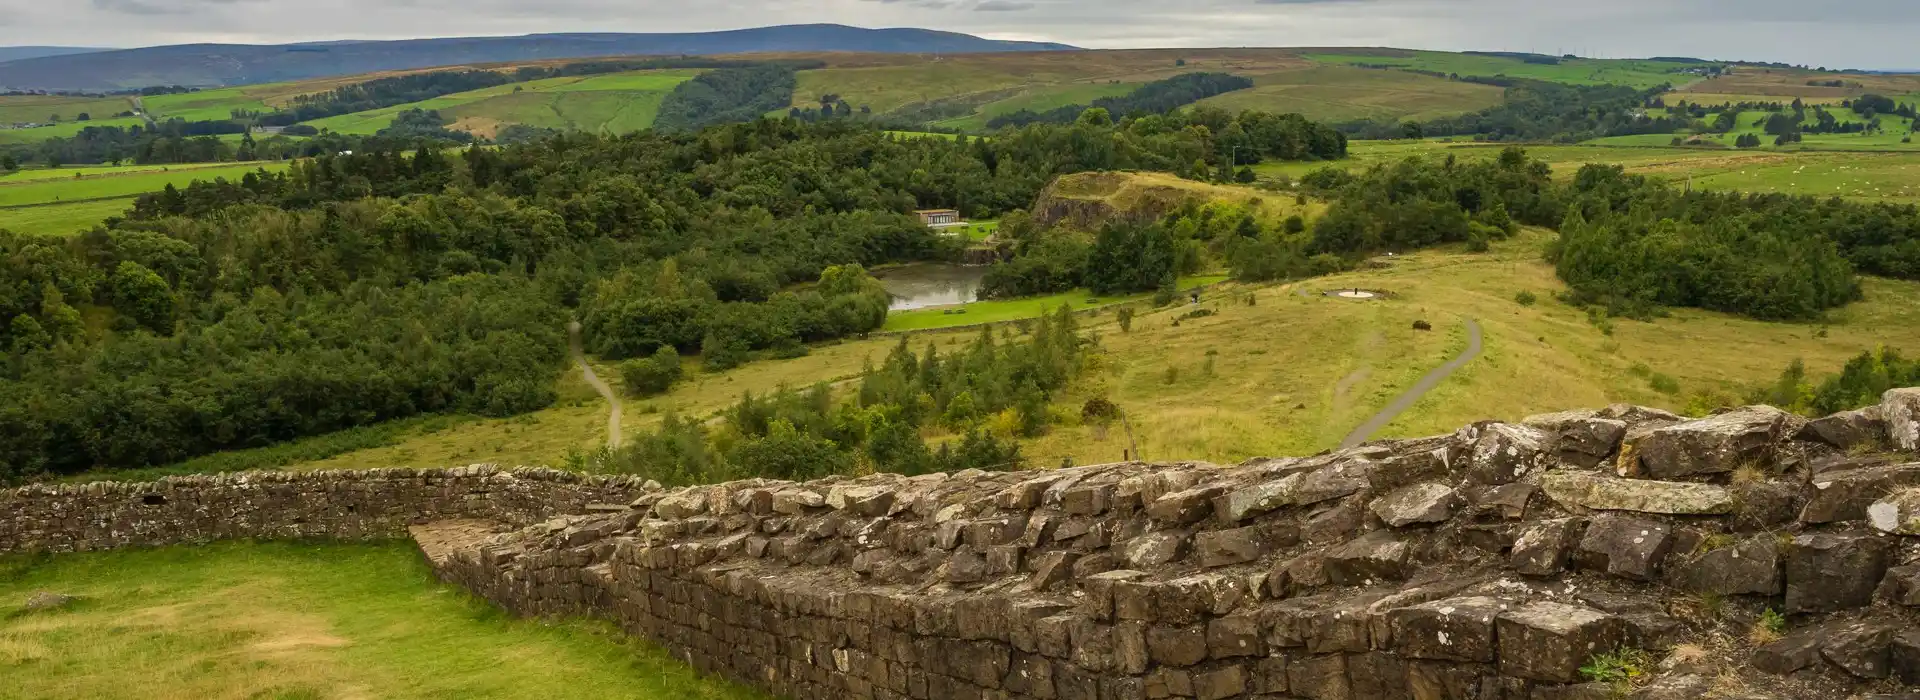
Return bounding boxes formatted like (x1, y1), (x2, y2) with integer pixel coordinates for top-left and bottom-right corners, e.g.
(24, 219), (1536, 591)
(418, 391), (1920, 700)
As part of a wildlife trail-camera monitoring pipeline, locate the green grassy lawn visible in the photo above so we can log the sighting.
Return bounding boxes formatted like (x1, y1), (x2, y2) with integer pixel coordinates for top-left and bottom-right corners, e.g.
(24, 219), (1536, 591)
(0, 94), (134, 124)
(1303, 50), (1702, 89)
(0, 117), (146, 145)
(931, 81), (1140, 131)
(143, 86), (276, 122)
(0, 541), (770, 700)
(882, 275), (1229, 332)
(308, 70), (699, 136)
(1193, 65), (1506, 124)
(0, 161), (290, 208)
(961, 219), (999, 242)
(1, 198), (133, 236)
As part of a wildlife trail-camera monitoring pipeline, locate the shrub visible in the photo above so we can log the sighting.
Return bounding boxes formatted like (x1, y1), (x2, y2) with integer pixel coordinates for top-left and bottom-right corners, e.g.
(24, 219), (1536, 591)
(620, 346), (683, 397)
(1515, 290), (1538, 306)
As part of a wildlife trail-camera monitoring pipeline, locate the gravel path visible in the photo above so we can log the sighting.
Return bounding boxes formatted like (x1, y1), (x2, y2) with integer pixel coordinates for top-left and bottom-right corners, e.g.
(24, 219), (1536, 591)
(1340, 318), (1483, 449)
(569, 321), (622, 449)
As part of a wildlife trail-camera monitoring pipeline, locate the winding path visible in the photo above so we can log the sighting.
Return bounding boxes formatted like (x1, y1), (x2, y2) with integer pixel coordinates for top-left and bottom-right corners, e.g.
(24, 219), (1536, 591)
(569, 321), (622, 450)
(1339, 318), (1483, 449)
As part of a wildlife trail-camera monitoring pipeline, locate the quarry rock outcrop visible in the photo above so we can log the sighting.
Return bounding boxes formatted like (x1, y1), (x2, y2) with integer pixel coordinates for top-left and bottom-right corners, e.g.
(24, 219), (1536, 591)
(11, 389), (1920, 700)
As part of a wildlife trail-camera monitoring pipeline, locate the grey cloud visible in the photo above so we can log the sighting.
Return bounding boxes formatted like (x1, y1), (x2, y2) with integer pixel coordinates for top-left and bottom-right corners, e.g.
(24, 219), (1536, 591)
(6, 0), (1919, 70)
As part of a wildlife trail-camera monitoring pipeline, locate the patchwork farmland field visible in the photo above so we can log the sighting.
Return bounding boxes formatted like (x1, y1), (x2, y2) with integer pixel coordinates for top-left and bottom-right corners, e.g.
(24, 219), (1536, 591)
(1194, 64), (1506, 123)
(306, 69), (700, 136)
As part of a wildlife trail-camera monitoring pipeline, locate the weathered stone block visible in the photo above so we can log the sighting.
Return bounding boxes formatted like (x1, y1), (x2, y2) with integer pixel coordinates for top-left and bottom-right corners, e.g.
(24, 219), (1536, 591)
(1798, 406), (1887, 450)
(1510, 517), (1583, 577)
(1879, 564), (1920, 607)
(1205, 613), (1263, 659)
(1869, 488), (1920, 535)
(1822, 621), (1896, 679)
(1194, 526), (1271, 568)
(1667, 535), (1781, 597)
(1146, 624), (1208, 667)
(1385, 596), (1508, 663)
(1461, 422), (1554, 485)
(1802, 464), (1920, 524)
(1887, 388), (1920, 451)
(1192, 663), (1247, 700)
(1324, 531), (1411, 585)
(1120, 531), (1188, 568)
(1572, 514), (1672, 582)
(1370, 483), (1458, 527)
(1634, 406), (1796, 479)
(1495, 602), (1630, 683)
(1287, 652), (1351, 700)
(1540, 473), (1733, 515)
(1784, 533), (1893, 614)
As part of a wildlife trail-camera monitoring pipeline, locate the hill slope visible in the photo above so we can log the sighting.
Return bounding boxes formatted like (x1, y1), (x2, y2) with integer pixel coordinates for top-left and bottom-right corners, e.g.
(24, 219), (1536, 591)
(0, 47), (106, 63)
(0, 25), (1078, 91)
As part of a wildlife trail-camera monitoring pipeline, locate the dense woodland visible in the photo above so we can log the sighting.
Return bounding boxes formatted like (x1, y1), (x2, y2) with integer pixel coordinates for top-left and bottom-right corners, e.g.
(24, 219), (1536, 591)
(0, 112), (1340, 482)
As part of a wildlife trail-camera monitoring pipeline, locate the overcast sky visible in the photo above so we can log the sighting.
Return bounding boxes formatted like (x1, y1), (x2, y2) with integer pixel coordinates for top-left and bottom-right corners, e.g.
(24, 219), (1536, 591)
(2, 0), (1913, 70)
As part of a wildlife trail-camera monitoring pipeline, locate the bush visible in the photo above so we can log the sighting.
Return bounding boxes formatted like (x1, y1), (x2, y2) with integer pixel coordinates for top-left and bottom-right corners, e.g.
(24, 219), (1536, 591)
(1515, 290), (1538, 306)
(620, 346), (684, 397)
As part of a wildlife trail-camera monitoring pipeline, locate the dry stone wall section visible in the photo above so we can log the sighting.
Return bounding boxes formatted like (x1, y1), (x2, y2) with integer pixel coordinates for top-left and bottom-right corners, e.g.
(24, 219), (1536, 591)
(0, 466), (650, 553)
(10, 392), (1920, 699)
(429, 393), (1920, 700)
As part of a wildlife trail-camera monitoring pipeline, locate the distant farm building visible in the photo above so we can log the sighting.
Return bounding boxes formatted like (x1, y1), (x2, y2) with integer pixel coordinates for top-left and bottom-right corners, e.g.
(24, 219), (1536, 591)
(915, 209), (964, 228)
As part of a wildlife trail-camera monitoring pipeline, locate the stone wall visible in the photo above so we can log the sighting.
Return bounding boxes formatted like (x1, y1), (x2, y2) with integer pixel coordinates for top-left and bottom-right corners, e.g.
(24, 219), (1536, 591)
(0, 466), (650, 553)
(426, 390), (1920, 700)
(13, 391), (1920, 699)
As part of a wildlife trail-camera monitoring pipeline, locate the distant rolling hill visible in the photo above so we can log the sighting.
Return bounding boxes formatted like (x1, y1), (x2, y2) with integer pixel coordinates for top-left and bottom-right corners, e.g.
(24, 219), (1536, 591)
(0, 47), (107, 63)
(0, 25), (1078, 91)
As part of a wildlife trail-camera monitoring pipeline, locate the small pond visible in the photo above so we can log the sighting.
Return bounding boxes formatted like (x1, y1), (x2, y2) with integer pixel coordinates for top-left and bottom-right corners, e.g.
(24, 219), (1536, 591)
(875, 263), (990, 311)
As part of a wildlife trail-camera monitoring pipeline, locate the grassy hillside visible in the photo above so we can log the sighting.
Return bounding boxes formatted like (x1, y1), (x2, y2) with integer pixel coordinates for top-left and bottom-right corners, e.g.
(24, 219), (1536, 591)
(306, 69), (700, 136)
(142, 86), (278, 122)
(1255, 140), (1920, 204)
(1302, 49), (1705, 89)
(1193, 64), (1506, 123)
(1676, 66), (1920, 100)
(0, 116), (145, 145)
(0, 541), (769, 700)
(1, 161), (294, 236)
(0, 94), (132, 124)
(0, 161), (289, 208)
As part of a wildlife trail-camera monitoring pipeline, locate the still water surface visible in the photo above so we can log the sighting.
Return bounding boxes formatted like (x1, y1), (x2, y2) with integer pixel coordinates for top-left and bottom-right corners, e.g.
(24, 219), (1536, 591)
(876, 264), (989, 311)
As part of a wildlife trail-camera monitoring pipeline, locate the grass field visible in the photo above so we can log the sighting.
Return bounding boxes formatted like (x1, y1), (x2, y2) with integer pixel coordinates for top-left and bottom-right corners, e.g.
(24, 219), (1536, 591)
(0, 541), (769, 700)
(0, 117), (146, 145)
(882, 274), (1229, 332)
(1677, 67), (1920, 100)
(0, 197), (134, 236)
(142, 86), (276, 122)
(1193, 65), (1505, 123)
(930, 81), (1141, 131)
(1254, 140), (1920, 203)
(1302, 50), (1703, 89)
(0, 161), (289, 208)
(0, 94), (133, 124)
(307, 70), (699, 137)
